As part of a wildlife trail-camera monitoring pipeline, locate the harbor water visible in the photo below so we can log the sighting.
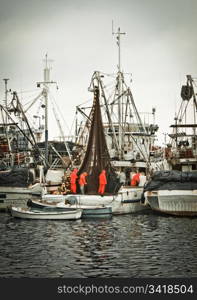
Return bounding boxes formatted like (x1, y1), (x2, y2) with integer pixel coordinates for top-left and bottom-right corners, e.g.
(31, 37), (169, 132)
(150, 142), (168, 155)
(0, 209), (197, 278)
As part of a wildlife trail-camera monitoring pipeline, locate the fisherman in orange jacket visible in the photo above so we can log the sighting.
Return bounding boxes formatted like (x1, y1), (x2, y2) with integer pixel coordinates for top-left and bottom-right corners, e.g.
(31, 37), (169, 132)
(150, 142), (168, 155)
(70, 168), (78, 194)
(98, 170), (107, 195)
(79, 172), (88, 194)
(131, 172), (140, 186)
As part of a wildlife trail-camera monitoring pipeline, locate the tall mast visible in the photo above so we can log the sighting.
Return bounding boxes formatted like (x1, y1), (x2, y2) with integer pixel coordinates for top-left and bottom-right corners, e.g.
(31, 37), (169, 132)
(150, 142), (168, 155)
(187, 75), (197, 137)
(2, 79), (11, 152)
(112, 24), (126, 158)
(44, 55), (49, 164)
(3, 78), (9, 124)
(37, 54), (56, 165)
(3, 78), (9, 109)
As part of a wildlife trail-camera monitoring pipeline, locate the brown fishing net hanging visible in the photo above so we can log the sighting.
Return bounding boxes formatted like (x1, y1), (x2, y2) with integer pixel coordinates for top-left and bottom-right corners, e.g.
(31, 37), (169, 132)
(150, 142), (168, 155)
(78, 86), (120, 195)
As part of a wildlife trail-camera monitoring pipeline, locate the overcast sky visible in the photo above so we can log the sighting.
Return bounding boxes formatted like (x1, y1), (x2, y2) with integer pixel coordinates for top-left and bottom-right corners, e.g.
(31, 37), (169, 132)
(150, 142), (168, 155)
(0, 0), (196, 144)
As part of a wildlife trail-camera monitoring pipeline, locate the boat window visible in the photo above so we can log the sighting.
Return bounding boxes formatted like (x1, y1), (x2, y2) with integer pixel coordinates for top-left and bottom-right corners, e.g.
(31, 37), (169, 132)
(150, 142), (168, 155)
(0, 194), (6, 198)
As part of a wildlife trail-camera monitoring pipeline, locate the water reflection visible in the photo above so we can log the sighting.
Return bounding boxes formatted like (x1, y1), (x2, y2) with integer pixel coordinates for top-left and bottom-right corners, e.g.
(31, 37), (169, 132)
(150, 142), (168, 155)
(0, 211), (197, 277)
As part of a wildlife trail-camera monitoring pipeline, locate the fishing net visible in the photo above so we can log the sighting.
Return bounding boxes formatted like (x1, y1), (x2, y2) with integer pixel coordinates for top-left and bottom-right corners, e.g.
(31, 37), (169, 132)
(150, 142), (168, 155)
(78, 86), (120, 194)
(144, 170), (197, 191)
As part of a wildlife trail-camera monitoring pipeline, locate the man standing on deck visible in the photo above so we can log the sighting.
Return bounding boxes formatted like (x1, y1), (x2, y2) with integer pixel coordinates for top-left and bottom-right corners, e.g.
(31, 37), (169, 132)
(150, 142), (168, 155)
(79, 172), (88, 194)
(130, 171), (140, 186)
(70, 168), (78, 194)
(98, 170), (107, 195)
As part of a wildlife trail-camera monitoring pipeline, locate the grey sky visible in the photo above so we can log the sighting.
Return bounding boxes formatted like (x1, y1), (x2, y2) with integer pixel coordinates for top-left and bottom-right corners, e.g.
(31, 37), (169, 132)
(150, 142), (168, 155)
(0, 0), (197, 144)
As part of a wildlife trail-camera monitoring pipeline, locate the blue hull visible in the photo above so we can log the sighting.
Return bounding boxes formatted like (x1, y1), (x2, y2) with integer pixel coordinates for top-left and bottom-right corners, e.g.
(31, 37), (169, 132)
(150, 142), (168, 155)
(82, 207), (112, 218)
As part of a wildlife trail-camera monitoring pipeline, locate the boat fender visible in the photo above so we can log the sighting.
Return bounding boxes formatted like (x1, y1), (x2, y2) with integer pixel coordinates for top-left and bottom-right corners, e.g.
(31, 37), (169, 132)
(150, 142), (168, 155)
(67, 196), (78, 205)
(27, 199), (32, 207)
(140, 192), (145, 204)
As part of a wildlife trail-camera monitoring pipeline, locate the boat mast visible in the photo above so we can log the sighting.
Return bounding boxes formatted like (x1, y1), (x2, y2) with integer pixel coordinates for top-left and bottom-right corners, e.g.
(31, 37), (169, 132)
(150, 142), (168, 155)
(112, 24), (125, 158)
(2, 78), (12, 153)
(37, 54), (56, 165)
(3, 79), (9, 124)
(3, 78), (9, 109)
(187, 75), (197, 137)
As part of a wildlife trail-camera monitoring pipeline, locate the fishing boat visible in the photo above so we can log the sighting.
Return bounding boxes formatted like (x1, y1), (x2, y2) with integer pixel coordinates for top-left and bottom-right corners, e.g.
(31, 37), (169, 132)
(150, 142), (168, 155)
(74, 27), (162, 185)
(35, 55), (78, 194)
(61, 191), (144, 215)
(0, 88), (46, 211)
(0, 56), (76, 210)
(0, 182), (44, 211)
(144, 75), (197, 216)
(57, 75), (145, 214)
(30, 188), (144, 215)
(10, 206), (82, 220)
(64, 27), (163, 214)
(28, 198), (112, 218)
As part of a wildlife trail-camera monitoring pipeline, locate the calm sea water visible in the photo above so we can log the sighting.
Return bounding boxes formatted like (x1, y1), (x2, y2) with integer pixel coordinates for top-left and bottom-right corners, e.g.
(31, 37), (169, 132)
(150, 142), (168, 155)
(0, 209), (197, 278)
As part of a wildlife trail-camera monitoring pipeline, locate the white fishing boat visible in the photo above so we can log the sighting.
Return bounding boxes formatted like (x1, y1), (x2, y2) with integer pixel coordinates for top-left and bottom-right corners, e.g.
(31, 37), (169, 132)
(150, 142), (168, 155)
(74, 26), (162, 189)
(0, 165), (45, 211)
(144, 75), (197, 216)
(40, 174), (148, 216)
(0, 56), (76, 211)
(40, 176), (146, 215)
(66, 26), (162, 214)
(60, 84), (147, 215)
(0, 182), (44, 211)
(10, 206), (82, 220)
(61, 187), (145, 215)
(145, 189), (197, 216)
(0, 74), (47, 211)
(32, 185), (145, 215)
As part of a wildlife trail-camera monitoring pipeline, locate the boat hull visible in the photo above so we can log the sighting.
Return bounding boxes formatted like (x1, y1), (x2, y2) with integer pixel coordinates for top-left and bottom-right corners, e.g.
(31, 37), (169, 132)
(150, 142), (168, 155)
(29, 199), (112, 218)
(42, 194), (66, 202)
(61, 186), (146, 215)
(145, 190), (197, 216)
(10, 206), (82, 220)
(81, 207), (112, 218)
(0, 183), (44, 211)
(37, 186), (148, 215)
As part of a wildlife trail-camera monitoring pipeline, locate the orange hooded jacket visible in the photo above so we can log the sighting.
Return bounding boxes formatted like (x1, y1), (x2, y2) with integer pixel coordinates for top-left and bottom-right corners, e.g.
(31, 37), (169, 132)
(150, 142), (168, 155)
(79, 173), (87, 186)
(99, 171), (107, 185)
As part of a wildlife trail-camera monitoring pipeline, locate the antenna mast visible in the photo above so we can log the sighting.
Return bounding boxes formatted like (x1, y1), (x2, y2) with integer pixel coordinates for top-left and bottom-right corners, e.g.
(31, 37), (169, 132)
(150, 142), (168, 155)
(112, 23), (125, 73)
(2, 79), (11, 150)
(37, 54), (56, 165)
(3, 78), (9, 109)
(112, 22), (126, 158)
